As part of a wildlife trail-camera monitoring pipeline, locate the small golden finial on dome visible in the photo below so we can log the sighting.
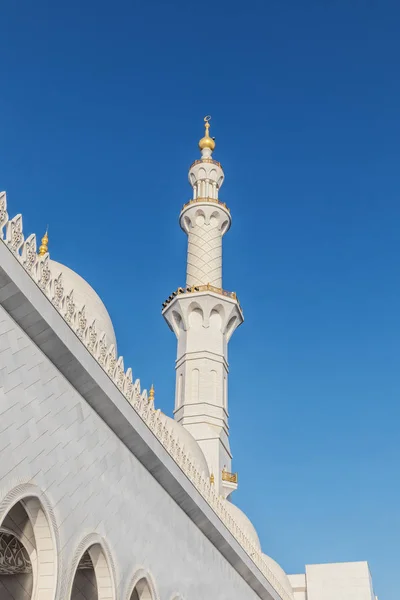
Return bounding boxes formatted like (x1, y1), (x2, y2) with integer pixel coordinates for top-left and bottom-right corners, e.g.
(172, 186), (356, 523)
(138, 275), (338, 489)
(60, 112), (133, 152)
(38, 228), (49, 257)
(210, 473), (215, 485)
(149, 384), (155, 403)
(199, 115), (216, 152)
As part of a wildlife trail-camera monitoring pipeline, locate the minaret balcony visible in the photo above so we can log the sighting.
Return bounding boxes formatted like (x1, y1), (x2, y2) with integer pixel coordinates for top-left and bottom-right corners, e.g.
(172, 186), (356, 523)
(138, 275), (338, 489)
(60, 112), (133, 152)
(162, 284), (242, 312)
(221, 468), (238, 498)
(222, 469), (238, 484)
(190, 158), (222, 169)
(181, 197), (230, 212)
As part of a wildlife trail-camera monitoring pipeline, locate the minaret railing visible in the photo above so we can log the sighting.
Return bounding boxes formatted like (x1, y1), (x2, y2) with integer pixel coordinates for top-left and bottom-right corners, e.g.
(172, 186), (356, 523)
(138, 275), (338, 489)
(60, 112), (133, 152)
(162, 284), (240, 310)
(190, 158), (222, 169)
(222, 469), (238, 484)
(181, 198), (230, 212)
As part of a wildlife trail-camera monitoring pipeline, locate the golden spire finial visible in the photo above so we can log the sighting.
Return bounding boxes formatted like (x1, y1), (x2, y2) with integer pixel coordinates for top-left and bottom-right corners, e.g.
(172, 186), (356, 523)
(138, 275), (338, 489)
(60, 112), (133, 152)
(210, 473), (215, 485)
(38, 228), (49, 257)
(149, 384), (155, 403)
(199, 115), (216, 152)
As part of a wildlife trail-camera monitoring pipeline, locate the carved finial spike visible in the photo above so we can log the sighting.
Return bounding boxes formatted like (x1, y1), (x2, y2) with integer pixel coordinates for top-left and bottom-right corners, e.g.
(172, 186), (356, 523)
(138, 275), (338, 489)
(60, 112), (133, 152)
(210, 473), (215, 485)
(204, 115), (211, 135)
(38, 227), (49, 257)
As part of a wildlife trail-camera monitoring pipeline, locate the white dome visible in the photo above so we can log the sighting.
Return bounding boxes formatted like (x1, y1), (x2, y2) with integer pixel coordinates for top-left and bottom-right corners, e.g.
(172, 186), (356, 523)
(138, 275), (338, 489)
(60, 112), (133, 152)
(50, 260), (117, 350)
(160, 414), (209, 477)
(224, 502), (261, 550)
(262, 554), (294, 599)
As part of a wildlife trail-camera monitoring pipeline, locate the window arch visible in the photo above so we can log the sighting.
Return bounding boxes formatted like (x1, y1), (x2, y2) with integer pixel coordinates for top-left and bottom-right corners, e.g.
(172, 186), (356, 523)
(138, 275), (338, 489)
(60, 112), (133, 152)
(0, 486), (58, 600)
(67, 535), (115, 600)
(126, 569), (158, 600)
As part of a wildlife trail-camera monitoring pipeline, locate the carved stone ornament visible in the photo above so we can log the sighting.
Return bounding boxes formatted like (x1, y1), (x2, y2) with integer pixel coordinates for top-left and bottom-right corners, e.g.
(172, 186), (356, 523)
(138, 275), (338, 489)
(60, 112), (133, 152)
(64, 291), (75, 324)
(0, 532), (32, 575)
(37, 255), (51, 292)
(21, 234), (37, 273)
(87, 320), (98, 353)
(6, 214), (24, 253)
(97, 334), (108, 366)
(0, 192), (8, 235)
(76, 306), (87, 339)
(52, 273), (64, 309)
(115, 357), (125, 390)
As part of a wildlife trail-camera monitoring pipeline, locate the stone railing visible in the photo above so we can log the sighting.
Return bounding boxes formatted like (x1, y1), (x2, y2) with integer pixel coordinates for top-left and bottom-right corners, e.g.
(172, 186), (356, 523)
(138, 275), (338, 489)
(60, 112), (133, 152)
(162, 284), (238, 309)
(190, 158), (222, 169)
(0, 191), (290, 600)
(181, 197), (230, 212)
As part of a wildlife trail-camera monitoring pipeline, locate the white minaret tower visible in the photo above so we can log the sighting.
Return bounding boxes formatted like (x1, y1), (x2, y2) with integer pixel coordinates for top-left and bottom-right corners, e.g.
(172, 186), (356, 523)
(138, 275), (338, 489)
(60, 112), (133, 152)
(163, 117), (243, 498)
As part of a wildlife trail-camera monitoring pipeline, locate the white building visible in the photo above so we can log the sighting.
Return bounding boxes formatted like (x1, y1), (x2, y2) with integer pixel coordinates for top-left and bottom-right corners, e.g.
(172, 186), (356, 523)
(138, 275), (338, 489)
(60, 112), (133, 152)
(0, 118), (378, 600)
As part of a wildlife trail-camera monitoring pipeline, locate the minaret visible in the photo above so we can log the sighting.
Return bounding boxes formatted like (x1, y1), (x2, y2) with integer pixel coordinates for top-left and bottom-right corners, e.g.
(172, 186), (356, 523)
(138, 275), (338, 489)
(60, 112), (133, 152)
(163, 117), (243, 497)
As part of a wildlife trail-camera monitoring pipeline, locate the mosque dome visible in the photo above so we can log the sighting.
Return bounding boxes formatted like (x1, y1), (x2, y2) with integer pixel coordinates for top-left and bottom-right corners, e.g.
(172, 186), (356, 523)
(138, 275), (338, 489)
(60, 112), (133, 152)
(224, 502), (261, 550)
(160, 413), (210, 477)
(50, 259), (117, 350)
(262, 554), (294, 599)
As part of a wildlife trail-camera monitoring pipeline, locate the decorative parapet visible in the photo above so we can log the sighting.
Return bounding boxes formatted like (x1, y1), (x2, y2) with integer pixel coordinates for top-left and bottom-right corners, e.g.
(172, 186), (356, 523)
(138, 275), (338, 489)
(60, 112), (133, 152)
(181, 197), (230, 212)
(0, 190), (290, 600)
(162, 284), (238, 310)
(190, 158), (222, 169)
(222, 469), (238, 484)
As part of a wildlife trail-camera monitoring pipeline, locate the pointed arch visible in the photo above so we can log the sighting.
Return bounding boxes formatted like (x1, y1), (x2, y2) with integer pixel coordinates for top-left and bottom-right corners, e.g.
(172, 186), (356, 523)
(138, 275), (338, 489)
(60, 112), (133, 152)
(66, 533), (116, 600)
(225, 315), (238, 341)
(188, 304), (204, 329)
(0, 482), (59, 599)
(210, 304), (225, 331)
(125, 568), (159, 600)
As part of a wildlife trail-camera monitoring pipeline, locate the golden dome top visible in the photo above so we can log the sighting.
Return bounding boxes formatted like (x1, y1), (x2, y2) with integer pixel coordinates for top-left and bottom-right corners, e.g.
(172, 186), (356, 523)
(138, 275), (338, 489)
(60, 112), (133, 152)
(38, 229), (49, 257)
(199, 116), (216, 152)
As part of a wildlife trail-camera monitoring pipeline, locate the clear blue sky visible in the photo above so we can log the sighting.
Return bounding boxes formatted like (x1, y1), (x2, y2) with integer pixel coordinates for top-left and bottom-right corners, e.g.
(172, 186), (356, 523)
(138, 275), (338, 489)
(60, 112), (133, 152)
(1, 1), (399, 597)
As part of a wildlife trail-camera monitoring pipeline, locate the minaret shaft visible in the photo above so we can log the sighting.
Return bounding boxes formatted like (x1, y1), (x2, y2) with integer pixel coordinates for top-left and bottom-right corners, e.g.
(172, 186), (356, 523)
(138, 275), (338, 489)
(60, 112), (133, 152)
(163, 118), (243, 497)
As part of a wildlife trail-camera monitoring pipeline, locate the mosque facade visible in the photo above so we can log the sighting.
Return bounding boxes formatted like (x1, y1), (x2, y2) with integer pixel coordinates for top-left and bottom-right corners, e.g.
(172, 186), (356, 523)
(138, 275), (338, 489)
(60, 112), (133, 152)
(0, 119), (378, 600)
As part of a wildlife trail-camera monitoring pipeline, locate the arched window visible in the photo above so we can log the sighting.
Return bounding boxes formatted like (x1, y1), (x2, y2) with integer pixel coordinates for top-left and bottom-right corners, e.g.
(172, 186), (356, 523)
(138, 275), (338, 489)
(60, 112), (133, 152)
(70, 544), (113, 600)
(128, 576), (154, 600)
(0, 496), (57, 599)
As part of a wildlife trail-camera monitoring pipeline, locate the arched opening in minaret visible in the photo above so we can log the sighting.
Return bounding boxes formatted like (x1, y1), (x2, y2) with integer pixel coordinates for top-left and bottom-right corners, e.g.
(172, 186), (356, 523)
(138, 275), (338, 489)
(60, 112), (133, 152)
(70, 544), (112, 600)
(129, 577), (153, 600)
(0, 496), (57, 600)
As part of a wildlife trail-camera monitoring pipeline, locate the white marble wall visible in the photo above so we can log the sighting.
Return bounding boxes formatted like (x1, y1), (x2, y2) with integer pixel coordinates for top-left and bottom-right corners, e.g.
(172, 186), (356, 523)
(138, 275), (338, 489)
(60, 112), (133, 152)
(0, 305), (262, 600)
(305, 562), (375, 600)
(288, 563), (377, 600)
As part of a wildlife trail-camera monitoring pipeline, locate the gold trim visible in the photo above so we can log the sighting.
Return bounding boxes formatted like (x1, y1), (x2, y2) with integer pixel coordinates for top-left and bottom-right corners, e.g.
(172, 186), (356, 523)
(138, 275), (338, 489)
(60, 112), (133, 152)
(222, 469), (238, 484)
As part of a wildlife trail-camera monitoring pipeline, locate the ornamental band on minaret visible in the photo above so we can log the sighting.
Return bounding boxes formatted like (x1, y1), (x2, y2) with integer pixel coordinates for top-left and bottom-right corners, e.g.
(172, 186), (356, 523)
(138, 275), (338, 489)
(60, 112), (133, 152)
(163, 117), (244, 498)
